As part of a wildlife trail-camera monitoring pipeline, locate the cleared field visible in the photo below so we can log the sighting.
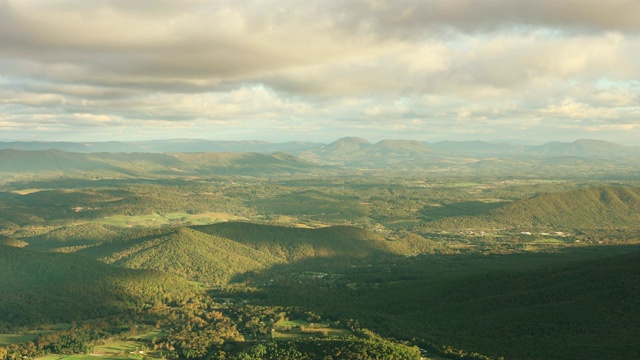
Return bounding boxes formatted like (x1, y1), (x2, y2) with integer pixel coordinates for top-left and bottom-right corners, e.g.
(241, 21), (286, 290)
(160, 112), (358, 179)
(272, 319), (352, 341)
(93, 212), (244, 227)
(94, 213), (166, 227)
(36, 340), (158, 360)
(532, 238), (566, 244)
(11, 188), (44, 195)
(0, 333), (35, 346)
(132, 329), (165, 342)
(38, 354), (141, 360)
(0, 324), (71, 346)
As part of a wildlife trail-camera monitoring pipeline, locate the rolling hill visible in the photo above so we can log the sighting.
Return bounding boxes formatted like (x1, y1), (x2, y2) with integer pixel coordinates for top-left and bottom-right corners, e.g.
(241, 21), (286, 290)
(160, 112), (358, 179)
(426, 186), (640, 230)
(192, 222), (395, 262)
(0, 245), (196, 326)
(80, 227), (280, 284)
(42, 222), (437, 285)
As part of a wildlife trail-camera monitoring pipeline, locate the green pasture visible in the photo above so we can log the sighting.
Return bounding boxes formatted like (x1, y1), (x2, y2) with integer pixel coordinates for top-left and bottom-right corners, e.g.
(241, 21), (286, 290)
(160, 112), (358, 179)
(0, 324), (71, 346)
(38, 354), (141, 360)
(37, 339), (160, 360)
(272, 319), (352, 341)
(0, 333), (35, 346)
(444, 182), (484, 188)
(277, 319), (308, 327)
(532, 238), (566, 244)
(93, 212), (242, 227)
(132, 329), (165, 342)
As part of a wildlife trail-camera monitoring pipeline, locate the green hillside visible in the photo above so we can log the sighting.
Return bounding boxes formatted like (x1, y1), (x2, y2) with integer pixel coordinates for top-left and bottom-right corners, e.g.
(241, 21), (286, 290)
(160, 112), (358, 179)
(65, 223), (433, 285)
(0, 245), (196, 327)
(192, 222), (395, 261)
(427, 186), (640, 230)
(82, 227), (279, 284)
(492, 186), (640, 228)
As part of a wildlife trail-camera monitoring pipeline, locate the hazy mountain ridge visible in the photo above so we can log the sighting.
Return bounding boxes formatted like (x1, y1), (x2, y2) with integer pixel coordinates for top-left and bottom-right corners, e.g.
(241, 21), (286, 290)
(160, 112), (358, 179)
(0, 149), (326, 176)
(0, 139), (322, 154)
(2, 138), (639, 177)
(2, 138), (638, 158)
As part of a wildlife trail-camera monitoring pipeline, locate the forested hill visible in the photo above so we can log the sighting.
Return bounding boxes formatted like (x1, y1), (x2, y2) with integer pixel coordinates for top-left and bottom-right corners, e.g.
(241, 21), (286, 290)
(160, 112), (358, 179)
(71, 223), (407, 285)
(0, 245), (196, 327)
(191, 222), (394, 261)
(427, 186), (640, 230)
(312, 248), (640, 360)
(80, 227), (280, 284)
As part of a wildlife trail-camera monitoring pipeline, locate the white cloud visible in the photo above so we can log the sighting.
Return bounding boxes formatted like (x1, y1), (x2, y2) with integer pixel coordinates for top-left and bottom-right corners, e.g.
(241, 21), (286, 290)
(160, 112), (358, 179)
(0, 0), (639, 143)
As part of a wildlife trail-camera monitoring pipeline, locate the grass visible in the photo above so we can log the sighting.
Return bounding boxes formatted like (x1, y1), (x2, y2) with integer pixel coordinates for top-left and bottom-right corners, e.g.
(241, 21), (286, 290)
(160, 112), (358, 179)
(132, 329), (165, 342)
(445, 182), (484, 188)
(277, 319), (308, 327)
(38, 354), (142, 360)
(0, 333), (35, 346)
(532, 238), (566, 244)
(94, 213), (165, 227)
(93, 212), (244, 227)
(11, 188), (44, 195)
(0, 324), (72, 346)
(272, 319), (353, 341)
(36, 339), (161, 360)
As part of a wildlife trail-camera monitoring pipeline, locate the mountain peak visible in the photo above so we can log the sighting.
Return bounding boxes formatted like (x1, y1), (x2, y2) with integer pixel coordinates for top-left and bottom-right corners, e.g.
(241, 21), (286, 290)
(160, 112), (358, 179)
(332, 137), (371, 144)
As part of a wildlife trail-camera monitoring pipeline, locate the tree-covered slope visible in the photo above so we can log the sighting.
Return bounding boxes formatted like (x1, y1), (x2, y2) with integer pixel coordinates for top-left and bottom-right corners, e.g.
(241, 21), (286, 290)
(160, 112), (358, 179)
(427, 186), (640, 230)
(0, 245), (196, 327)
(192, 222), (395, 261)
(372, 251), (640, 359)
(263, 247), (640, 360)
(80, 227), (280, 284)
(491, 186), (640, 228)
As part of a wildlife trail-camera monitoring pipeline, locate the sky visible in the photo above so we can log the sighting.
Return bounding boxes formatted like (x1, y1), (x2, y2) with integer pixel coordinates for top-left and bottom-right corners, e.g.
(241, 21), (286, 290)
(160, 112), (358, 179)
(0, 0), (639, 144)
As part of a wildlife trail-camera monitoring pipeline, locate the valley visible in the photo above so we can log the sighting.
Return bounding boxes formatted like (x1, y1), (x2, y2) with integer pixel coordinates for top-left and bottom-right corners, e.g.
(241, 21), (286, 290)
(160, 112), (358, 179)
(1, 138), (640, 359)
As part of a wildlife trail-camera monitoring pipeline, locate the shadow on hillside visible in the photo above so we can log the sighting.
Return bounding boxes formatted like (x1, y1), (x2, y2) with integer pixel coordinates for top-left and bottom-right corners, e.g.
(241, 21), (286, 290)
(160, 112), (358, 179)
(227, 243), (640, 287)
(420, 201), (508, 221)
(222, 244), (640, 360)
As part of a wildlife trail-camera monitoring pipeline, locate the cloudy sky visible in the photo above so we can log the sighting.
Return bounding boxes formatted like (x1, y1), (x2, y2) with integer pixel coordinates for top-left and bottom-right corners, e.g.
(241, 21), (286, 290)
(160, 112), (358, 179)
(1, 0), (639, 144)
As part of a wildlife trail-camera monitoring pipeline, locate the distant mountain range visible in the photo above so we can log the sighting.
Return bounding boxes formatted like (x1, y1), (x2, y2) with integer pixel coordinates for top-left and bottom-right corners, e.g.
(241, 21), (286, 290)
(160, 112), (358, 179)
(0, 149), (326, 176)
(0, 139), (322, 154)
(1, 137), (639, 177)
(1, 137), (638, 158)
